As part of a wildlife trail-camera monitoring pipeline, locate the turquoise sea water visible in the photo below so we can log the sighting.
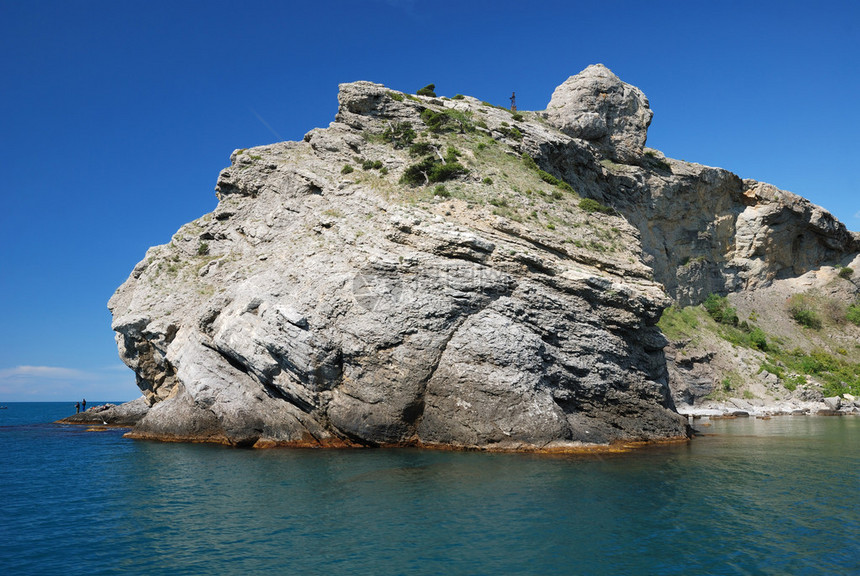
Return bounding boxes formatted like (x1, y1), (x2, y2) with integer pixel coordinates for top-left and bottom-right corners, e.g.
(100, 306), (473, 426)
(0, 403), (858, 575)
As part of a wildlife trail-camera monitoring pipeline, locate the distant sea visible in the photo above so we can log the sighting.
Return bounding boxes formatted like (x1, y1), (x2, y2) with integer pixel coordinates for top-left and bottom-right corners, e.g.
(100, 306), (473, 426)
(1, 402), (858, 575)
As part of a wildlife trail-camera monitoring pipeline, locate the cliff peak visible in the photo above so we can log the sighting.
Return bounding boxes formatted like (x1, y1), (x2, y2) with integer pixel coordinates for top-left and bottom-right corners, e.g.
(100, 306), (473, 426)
(546, 64), (652, 162)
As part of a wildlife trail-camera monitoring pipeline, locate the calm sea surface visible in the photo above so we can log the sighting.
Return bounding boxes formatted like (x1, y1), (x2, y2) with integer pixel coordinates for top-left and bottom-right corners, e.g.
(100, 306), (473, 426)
(0, 403), (857, 575)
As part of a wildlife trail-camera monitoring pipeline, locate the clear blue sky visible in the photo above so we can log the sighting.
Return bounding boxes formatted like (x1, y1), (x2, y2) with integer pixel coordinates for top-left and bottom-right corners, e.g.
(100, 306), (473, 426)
(1, 0), (858, 402)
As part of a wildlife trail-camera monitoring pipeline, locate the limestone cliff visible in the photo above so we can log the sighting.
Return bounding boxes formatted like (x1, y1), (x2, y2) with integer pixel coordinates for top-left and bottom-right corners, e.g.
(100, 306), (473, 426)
(540, 64), (859, 306)
(106, 64), (858, 448)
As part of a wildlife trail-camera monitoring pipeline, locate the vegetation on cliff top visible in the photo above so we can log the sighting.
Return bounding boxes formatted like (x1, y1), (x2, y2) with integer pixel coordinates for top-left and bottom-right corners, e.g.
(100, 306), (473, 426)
(338, 89), (638, 270)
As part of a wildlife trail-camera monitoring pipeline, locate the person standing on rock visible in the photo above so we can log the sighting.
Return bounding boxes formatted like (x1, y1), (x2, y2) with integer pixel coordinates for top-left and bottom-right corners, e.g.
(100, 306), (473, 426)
(82, 398), (86, 411)
(74, 402), (80, 414)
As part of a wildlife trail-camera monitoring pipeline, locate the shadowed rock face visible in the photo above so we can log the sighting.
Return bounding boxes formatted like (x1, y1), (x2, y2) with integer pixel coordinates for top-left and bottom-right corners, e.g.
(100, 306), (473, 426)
(540, 143), (860, 306)
(107, 67), (857, 449)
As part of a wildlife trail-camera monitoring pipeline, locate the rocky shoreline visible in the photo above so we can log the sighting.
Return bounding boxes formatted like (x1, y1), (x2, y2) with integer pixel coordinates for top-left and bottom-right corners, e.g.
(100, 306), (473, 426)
(678, 393), (860, 419)
(56, 396), (692, 452)
(56, 397), (150, 427)
(61, 393), (858, 430)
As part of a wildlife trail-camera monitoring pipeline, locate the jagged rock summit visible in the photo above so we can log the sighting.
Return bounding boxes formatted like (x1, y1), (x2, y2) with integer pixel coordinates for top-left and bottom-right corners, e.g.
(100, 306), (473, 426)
(99, 65), (858, 450)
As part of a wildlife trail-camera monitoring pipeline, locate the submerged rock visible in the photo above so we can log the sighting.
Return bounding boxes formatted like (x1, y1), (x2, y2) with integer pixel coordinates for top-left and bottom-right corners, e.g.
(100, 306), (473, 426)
(107, 65), (857, 450)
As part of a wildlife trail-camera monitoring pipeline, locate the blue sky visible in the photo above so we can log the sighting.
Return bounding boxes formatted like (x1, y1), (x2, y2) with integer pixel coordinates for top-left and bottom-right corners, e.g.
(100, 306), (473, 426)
(1, 0), (858, 402)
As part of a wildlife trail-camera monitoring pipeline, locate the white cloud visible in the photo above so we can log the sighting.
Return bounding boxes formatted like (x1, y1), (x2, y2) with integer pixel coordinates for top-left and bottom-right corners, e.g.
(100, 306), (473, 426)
(854, 210), (860, 219)
(0, 365), (92, 381)
(0, 365), (139, 402)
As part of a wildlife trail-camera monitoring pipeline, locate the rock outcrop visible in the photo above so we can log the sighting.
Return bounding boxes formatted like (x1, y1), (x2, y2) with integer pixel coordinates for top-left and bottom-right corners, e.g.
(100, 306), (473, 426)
(539, 66), (859, 306)
(107, 65), (858, 450)
(57, 397), (149, 426)
(589, 164), (860, 306)
(545, 64), (652, 163)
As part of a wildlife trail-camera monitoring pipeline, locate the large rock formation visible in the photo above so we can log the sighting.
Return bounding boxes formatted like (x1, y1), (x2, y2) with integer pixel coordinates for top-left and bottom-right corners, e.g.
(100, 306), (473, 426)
(106, 65), (858, 449)
(539, 66), (859, 306)
(545, 63), (652, 163)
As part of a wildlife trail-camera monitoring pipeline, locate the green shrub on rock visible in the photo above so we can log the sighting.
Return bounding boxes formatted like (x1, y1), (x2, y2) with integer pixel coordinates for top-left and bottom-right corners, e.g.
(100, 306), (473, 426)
(382, 122), (416, 148)
(788, 294), (822, 329)
(401, 157), (436, 185)
(703, 294), (739, 326)
(521, 154), (576, 194)
(497, 125), (523, 141)
(417, 84), (437, 97)
(795, 309), (821, 329)
(409, 142), (434, 157)
(749, 327), (768, 351)
(846, 302), (860, 325)
(538, 170), (560, 186)
(522, 153), (539, 171)
(431, 161), (467, 182)
(420, 108), (475, 134)
(578, 197), (612, 214)
(400, 156), (467, 186)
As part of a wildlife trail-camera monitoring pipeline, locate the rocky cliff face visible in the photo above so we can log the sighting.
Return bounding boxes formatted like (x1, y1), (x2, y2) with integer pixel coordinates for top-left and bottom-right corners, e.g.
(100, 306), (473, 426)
(540, 65), (860, 306)
(108, 64), (858, 449)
